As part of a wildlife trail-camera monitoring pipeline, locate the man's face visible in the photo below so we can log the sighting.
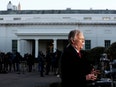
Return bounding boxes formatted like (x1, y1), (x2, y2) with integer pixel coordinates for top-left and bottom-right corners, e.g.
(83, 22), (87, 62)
(73, 33), (85, 51)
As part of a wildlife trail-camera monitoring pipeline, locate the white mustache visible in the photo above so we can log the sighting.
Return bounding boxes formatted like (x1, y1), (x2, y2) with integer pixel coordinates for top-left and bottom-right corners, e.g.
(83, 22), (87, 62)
(82, 42), (85, 45)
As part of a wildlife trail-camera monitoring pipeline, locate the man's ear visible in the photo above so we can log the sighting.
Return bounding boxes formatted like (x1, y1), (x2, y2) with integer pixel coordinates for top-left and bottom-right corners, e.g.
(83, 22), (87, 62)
(71, 39), (75, 44)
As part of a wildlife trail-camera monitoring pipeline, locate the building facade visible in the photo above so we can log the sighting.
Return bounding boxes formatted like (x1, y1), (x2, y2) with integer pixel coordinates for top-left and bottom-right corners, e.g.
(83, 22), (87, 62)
(0, 9), (116, 57)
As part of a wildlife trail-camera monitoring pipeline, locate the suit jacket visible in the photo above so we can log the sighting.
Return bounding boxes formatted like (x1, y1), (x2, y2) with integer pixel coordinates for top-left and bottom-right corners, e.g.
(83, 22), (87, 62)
(60, 44), (93, 87)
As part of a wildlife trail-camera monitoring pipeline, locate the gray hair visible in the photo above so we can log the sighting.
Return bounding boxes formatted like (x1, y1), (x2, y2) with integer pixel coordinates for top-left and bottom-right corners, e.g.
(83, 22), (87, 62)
(68, 29), (81, 43)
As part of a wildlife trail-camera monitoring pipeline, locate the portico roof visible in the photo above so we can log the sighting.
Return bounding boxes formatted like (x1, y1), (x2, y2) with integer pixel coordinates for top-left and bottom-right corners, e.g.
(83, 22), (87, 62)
(15, 32), (68, 40)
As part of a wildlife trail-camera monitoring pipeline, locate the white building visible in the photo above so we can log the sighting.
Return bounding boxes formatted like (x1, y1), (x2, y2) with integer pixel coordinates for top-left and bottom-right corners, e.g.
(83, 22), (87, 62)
(0, 9), (116, 57)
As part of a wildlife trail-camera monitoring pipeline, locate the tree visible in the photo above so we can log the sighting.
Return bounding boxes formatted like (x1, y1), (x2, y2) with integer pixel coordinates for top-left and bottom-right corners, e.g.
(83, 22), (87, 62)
(105, 42), (116, 60)
(87, 46), (105, 65)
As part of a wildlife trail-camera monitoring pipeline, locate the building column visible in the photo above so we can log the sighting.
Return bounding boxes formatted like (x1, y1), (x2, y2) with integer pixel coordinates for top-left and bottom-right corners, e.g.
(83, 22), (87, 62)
(53, 38), (57, 52)
(17, 38), (20, 53)
(35, 39), (39, 58)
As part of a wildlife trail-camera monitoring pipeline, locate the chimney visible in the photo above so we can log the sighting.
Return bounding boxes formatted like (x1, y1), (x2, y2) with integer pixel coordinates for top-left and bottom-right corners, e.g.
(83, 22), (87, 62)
(7, 1), (13, 11)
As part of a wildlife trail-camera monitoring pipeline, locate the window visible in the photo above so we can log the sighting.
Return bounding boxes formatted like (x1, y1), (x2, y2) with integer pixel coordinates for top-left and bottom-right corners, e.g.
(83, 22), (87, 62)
(13, 18), (21, 20)
(12, 40), (17, 53)
(62, 17), (71, 19)
(83, 17), (92, 20)
(102, 17), (110, 20)
(0, 18), (3, 20)
(85, 40), (91, 50)
(104, 40), (110, 48)
(114, 17), (116, 20)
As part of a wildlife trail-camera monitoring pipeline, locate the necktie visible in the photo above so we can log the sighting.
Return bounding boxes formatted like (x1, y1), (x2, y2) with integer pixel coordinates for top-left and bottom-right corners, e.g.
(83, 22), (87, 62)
(79, 51), (81, 58)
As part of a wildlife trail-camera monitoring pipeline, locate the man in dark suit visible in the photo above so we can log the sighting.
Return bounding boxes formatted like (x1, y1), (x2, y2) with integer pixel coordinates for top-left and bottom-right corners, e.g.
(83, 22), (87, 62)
(60, 29), (98, 87)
